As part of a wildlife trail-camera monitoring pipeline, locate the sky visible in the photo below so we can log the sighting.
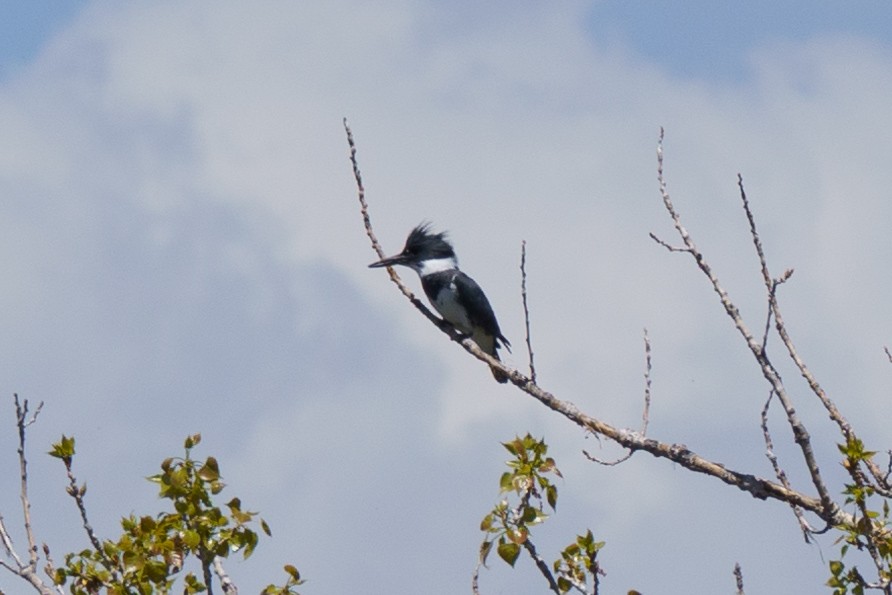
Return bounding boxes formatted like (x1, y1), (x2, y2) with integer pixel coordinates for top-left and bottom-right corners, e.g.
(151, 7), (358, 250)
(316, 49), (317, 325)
(1, 1), (892, 594)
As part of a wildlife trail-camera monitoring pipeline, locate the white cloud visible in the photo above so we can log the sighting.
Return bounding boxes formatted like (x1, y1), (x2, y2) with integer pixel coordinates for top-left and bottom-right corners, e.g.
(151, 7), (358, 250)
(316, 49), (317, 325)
(1, 2), (890, 593)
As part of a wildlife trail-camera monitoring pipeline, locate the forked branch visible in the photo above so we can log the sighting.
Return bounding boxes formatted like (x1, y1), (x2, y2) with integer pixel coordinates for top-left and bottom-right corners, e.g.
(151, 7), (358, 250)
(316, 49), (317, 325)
(343, 119), (853, 528)
(0, 395), (60, 595)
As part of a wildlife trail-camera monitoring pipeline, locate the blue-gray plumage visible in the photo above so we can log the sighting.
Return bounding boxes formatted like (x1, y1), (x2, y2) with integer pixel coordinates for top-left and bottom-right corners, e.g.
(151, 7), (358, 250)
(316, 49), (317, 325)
(369, 223), (511, 383)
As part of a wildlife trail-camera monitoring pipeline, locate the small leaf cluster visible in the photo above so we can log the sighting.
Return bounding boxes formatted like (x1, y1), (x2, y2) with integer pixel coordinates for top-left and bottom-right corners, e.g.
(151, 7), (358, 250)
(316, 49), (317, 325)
(49, 434), (77, 467)
(479, 434), (562, 568)
(478, 435), (609, 594)
(50, 433), (304, 595)
(262, 564), (305, 595)
(828, 438), (892, 595)
(553, 530), (605, 594)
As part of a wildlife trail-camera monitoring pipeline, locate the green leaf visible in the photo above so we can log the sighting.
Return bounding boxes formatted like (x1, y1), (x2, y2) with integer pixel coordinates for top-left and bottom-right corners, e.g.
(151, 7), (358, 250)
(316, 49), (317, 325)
(479, 540), (494, 565)
(139, 516), (156, 532)
(284, 564), (301, 581)
(497, 541), (521, 567)
(243, 529), (259, 559)
(499, 472), (514, 492)
(546, 485), (558, 510)
(49, 435), (76, 459)
(198, 457), (220, 482)
(260, 518), (272, 536)
(183, 530), (201, 549)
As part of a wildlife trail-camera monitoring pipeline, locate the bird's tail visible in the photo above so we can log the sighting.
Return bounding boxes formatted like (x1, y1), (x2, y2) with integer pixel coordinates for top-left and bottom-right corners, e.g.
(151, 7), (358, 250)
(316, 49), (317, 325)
(489, 345), (509, 384)
(474, 331), (510, 383)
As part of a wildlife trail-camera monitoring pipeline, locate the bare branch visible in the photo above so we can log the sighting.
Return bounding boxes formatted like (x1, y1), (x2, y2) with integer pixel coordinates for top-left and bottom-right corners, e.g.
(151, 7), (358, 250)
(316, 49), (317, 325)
(15, 395), (42, 570)
(581, 332), (652, 467)
(41, 544), (58, 588)
(59, 451), (112, 577)
(648, 232), (689, 253)
(347, 122), (855, 535)
(214, 558), (238, 595)
(760, 390), (813, 541)
(739, 173), (892, 497)
(2, 396), (61, 595)
(733, 563), (745, 595)
(0, 512), (23, 569)
(652, 132), (840, 521)
(640, 329), (653, 436)
(522, 538), (562, 595)
(520, 240), (537, 383)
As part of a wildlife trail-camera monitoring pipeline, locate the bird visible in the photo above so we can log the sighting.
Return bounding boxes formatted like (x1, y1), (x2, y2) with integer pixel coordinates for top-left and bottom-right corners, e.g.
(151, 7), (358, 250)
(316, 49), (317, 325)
(369, 223), (511, 383)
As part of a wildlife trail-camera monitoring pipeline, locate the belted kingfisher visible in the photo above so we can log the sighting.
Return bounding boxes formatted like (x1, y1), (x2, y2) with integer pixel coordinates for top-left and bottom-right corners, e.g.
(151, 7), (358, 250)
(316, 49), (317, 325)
(369, 223), (511, 383)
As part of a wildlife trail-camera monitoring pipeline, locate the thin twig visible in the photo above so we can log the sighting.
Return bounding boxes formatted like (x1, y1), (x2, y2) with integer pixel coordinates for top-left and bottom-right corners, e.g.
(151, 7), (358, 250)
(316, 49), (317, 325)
(62, 464), (105, 561)
(4, 396), (60, 595)
(582, 331), (653, 467)
(0, 512), (22, 565)
(344, 118), (383, 260)
(760, 390), (813, 541)
(59, 444), (119, 587)
(647, 232), (689, 253)
(521, 240), (537, 383)
(42, 543), (58, 588)
(15, 395), (42, 569)
(733, 563), (745, 595)
(640, 329), (653, 436)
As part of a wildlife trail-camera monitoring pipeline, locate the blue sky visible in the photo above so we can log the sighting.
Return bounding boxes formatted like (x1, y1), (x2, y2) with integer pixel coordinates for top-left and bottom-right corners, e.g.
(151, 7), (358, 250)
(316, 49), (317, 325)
(586, 1), (892, 80)
(6, 2), (892, 83)
(0, 1), (89, 79)
(1, 2), (892, 594)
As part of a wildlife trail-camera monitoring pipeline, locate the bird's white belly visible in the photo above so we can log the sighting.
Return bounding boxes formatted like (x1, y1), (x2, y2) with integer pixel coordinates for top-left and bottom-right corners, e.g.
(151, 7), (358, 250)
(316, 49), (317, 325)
(433, 287), (473, 334)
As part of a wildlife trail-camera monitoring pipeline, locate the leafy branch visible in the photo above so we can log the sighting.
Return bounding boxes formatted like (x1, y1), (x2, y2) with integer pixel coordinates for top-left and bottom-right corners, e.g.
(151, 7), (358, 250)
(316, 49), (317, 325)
(475, 435), (607, 595)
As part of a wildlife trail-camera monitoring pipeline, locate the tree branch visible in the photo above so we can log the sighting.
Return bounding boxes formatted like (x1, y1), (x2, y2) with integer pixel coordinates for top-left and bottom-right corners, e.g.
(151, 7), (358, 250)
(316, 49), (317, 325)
(214, 557), (238, 595)
(738, 174), (890, 495)
(1, 396), (61, 595)
(62, 459), (108, 567)
(652, 131), (840, 522)
(582, 330), (653, 467)
(345, 121), (855, 530)
(520, 240), (538, 383)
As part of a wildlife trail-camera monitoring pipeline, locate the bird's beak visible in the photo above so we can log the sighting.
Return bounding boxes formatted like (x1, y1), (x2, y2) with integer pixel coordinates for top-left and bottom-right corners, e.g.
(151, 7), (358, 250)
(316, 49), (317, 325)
(368, 252), (408, 269)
